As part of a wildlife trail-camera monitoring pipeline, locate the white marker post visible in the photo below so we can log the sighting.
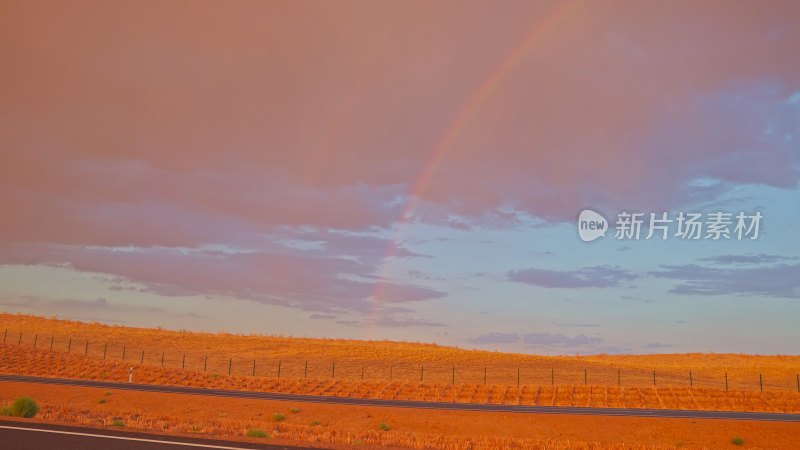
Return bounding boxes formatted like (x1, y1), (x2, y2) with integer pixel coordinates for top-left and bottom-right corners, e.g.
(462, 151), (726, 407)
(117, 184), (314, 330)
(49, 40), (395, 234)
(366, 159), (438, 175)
(129, 367), (133, 383)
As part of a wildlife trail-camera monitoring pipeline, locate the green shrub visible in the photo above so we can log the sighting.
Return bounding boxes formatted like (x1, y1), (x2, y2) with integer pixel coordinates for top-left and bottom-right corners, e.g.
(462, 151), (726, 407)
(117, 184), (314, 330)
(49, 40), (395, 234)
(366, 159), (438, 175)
(0, 406), (13, 416)
(379, 422), (391, 431)
(676, 441), (685, 447)
(246, 428), (270, 438)
(103, 391), (112, 396)
(272, 413), (285, 422)
(111, 420), (126, 427)
(12, 397), (38, 418)
(731, 436), (744, 446)
(98, 398), (107, 404)
(210, 374), (219, 378)
(290, 407), (300, 414)
(310, 420), (320, 426)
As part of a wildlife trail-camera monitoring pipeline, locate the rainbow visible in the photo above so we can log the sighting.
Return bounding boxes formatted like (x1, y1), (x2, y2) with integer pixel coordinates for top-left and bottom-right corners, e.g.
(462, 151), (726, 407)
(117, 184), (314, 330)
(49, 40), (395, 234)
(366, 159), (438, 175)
(368, 0), (580, 331)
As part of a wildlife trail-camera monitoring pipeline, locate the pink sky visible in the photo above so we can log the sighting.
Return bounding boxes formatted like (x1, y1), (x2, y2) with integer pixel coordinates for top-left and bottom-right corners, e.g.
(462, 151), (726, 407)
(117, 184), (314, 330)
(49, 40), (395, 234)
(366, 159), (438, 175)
(1, 1), (799, 353)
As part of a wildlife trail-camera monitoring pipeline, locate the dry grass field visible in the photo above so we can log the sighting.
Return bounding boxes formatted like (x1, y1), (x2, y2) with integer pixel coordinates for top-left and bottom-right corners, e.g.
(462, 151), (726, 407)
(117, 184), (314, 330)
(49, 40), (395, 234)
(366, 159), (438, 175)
(2, 313), (799, 392)
(3, 380), (800, 449)
(1, 344), (799, 413)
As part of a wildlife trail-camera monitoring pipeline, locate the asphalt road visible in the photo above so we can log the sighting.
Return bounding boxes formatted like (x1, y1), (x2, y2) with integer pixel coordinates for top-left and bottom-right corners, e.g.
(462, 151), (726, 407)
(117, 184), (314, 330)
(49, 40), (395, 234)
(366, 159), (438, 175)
(0, 418), (322, 450)
(2, 373), (799, 422)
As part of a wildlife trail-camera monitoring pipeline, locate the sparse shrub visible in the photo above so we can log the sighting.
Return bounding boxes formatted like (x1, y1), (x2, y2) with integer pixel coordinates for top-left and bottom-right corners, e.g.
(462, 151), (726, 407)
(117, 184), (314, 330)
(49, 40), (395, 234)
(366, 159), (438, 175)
(353, 440), (363, 445)
(246, 428), (270, 438)
(12, 396), (38, 418)
(310, 420), (320, 426)
(191, 425), (201, 432)
(98, 398), (107, 404)
(0, 406), (13, 416)
(210, 373), (219, 378)
(104, 391), (112, 396)
(272, 412), (285, 422)
(290, 408), (300, 414)
(731, 436), (744, 446)
(111, 420), (126, 427)
(379, 421), (391, 431)
(677, 441), (685, 447)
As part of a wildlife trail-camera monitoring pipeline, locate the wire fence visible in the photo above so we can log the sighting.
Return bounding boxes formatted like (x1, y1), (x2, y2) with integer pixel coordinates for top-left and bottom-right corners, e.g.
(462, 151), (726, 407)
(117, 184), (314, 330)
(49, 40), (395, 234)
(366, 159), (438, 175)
(2, 328), (799, 393)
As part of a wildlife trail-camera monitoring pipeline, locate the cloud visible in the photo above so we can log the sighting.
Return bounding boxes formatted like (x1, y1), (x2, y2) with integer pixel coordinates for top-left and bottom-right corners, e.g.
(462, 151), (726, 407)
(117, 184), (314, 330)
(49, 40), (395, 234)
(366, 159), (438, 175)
(508, 266), (637, 288)
(373, 317), (447, 328)
(649, 263), (800, 298)
(309, 314), (337, 320)
(335, 316), (446, 328)
(0, 244), (447, 313)
(550, 322), (599, 327)
(697, 254), (799, 265)
(468, 332), (520, 345)
(522, 333), (602, 347)
(646, 342), (673, 349)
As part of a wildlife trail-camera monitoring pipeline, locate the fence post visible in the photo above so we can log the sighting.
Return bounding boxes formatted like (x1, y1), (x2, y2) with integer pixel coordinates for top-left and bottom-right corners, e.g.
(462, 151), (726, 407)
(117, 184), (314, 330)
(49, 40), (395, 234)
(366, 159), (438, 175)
(50, 336), (54, 350)
(68, 338), (71, 353)
(584, 368), (587, 385)
(551, 368), (554, 386)
(204, 356), (207, 372)
(452, 365), (455, 385)
(484, 367), (487, 385)
(760, 373), (763, 392)
(421, 365), (424, 383)
(18, 332), (22, 345)
(252, 359), (255, 377)
(390, 363), (393, 382)
(796, 374), (799, 392)
(122, 346), (126, 360)
(725, 372), (728, 391)
(228, 358), (232, 375)
(517, 367), (520, 387)
(278, 360), (281, 378)
(141, 350), (144, 364)
(161, 353), (165, 366)
(653, 370), (656, 386)
(332, 361), (335, 379)
(182, 354), (186, 369)
(103, 343), (107, 359)
(34, 334), (37, 348)
(304, 361), (307, 379)
(361, 363), (364, 381)
(85, 341), (89, 356)
(690, 370), (692, 387)
(2, 329), (6, 344)
(617, 368), (621, 387)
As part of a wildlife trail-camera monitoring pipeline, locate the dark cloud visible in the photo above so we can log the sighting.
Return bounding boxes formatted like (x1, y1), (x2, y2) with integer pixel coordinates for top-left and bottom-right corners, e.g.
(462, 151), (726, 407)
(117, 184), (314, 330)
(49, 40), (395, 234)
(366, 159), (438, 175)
(508, 266), (637, 288)
(649, 263), (800, 298)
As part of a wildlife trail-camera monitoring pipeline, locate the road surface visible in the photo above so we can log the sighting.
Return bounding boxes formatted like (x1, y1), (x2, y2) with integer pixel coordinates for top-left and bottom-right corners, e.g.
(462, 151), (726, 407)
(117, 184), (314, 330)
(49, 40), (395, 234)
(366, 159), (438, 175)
(1, 373), (799, 422)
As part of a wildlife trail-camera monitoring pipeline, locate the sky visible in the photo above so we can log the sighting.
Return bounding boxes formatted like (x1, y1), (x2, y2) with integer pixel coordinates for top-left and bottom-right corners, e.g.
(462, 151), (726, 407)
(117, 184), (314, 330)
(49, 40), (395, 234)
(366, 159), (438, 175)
(1, 1), (799, 355)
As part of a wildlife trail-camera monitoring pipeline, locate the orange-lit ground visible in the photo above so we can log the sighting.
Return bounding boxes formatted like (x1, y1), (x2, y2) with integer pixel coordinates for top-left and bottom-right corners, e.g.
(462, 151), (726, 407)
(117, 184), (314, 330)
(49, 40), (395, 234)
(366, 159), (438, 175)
(3, 344), (800, 414)
(2, 380), (800, 449)
(3, 314), (800, 392)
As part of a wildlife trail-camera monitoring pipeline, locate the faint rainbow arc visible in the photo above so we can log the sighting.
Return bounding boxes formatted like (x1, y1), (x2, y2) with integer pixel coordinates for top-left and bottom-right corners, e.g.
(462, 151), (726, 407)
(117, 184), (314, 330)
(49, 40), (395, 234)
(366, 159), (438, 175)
(367, 0), (581, 332)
